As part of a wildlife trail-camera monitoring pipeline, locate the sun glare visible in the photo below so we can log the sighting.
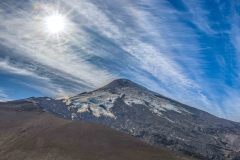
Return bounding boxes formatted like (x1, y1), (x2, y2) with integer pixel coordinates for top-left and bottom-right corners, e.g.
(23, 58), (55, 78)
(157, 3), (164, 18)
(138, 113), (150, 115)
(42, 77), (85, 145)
(44, 13), (67, 34)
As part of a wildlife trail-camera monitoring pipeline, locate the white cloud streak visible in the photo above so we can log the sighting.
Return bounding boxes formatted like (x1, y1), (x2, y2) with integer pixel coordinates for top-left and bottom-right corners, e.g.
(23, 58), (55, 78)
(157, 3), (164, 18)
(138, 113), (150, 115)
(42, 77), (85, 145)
(0, 59), (77, 96)
(0, 89), (9, 102)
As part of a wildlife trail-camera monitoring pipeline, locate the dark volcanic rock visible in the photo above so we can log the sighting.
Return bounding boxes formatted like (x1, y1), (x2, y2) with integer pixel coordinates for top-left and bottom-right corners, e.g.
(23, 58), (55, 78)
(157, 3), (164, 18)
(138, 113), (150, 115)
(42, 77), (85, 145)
(0, 101), (190, 160)
(11, 79), (240, 160)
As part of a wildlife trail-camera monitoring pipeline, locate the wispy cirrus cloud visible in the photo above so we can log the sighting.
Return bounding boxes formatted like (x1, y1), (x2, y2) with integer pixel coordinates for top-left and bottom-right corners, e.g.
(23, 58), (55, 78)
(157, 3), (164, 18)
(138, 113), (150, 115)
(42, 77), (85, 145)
(0, 58), (94, 97)
(0, 0), (240, 121)
(0, 89), (9, 102)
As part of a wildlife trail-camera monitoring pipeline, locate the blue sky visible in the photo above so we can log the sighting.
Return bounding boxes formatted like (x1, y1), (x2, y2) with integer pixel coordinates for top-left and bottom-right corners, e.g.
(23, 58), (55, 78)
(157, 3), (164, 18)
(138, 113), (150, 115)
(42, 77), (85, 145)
(0, 0), (240, 121)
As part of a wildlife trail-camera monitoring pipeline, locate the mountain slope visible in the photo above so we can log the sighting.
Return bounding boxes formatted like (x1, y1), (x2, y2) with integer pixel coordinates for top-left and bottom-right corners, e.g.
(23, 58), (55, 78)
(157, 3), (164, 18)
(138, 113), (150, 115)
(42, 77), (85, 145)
(0, 101), (190, 160)
(33, 79), (240, 160)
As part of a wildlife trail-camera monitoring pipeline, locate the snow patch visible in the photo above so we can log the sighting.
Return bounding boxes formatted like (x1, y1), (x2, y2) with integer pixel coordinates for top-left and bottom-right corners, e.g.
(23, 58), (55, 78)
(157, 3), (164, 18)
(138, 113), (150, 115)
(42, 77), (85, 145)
(67, 91), (118, 118)
(120, 87), (190, 115)
(66, 86), (191, 119)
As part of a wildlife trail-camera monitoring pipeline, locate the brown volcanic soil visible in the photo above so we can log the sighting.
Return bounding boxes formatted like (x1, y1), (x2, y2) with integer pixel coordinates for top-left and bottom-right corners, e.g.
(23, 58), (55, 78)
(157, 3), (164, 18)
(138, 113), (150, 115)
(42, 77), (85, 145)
(0, 101), (192, 160)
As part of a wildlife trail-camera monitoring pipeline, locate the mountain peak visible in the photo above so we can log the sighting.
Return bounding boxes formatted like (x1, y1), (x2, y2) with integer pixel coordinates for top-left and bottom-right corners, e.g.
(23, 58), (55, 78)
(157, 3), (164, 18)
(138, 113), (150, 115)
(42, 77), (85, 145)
(101, 79), (142, 90)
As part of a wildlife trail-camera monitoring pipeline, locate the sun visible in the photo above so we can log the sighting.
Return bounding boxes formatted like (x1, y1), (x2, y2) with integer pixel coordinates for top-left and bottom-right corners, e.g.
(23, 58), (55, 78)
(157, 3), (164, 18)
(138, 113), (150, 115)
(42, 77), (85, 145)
(36, 4), (75, 40)
(44, 13), (67, 35)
